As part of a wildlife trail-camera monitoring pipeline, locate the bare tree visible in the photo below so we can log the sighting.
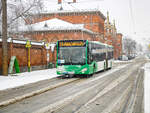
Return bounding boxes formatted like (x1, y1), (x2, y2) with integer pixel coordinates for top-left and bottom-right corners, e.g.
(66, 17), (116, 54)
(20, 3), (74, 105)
(0, 0), (43, 35)
(136, 43), (143, 53)
(0, 0), (44, 75)
(123, 37), (137, 56)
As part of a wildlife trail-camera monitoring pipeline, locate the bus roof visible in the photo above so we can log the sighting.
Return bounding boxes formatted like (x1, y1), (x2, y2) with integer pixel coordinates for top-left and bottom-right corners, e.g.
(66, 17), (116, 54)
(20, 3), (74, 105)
(89, 41), (113, 48)
(58, 40), (86, 42)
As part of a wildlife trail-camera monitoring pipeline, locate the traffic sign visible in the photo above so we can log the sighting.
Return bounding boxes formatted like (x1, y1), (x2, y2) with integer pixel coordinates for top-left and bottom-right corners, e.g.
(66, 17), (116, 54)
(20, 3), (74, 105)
(25, 40), (31, 48)
(45, 43), (50, 49)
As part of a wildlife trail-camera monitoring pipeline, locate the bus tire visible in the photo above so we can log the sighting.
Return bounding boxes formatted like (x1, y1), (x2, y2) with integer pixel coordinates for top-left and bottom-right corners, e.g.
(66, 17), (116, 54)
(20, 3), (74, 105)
(86, 74), (90, 78)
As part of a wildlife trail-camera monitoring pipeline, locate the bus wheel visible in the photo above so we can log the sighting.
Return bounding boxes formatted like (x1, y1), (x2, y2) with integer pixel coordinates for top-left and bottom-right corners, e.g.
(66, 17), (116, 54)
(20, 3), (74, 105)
(90, 73), (93, 77)
(69, 74), (74, 78)
(86, 74), (90, 78)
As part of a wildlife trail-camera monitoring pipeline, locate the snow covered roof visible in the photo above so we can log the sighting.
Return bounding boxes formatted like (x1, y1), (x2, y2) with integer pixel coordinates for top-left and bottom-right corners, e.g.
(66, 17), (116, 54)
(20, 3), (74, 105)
(38, 9), (105, 20)
(0, 38), (44, 46)
(91, 41), (106, 46)
(0, 38), (13, 43)
(34, 1), (106, 20)
(19, 18), (94, 34)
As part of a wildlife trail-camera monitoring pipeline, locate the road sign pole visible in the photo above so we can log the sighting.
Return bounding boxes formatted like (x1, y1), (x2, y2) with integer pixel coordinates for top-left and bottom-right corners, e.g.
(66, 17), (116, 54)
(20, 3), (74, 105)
(26, 40), (31, 72)
(28, 47), (31, 72)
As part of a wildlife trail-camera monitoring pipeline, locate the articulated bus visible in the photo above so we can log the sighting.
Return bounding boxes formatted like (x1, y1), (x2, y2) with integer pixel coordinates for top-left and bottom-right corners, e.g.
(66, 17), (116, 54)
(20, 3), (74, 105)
(56, 40), (113, 77)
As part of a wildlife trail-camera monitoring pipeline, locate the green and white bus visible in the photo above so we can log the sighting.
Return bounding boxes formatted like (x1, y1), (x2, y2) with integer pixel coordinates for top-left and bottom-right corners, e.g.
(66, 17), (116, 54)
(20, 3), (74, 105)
(56, 40), (113, 77)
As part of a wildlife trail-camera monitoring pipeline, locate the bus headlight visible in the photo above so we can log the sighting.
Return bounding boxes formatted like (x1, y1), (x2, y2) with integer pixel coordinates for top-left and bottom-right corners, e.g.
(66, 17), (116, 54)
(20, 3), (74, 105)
(57, 66), (64, 72)
(81, 68), (87, 72)
(69, 71), (74, 74)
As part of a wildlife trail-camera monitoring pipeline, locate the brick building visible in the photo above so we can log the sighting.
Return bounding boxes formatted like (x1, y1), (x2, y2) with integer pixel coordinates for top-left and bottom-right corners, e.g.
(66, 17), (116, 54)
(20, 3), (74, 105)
(23, 9), (106, 41)
(104, 12), (122, 59)
(17, 0), (123, 63)
(22, 0), (122, 59)
(116, 33), (123, 57)
(19, 17), (104, 42)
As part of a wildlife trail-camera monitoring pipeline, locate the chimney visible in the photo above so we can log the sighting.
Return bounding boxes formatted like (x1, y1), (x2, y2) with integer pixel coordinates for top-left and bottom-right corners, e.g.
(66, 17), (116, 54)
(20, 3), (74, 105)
(73, 0), (76, 3)
(58, 0), (62, 4)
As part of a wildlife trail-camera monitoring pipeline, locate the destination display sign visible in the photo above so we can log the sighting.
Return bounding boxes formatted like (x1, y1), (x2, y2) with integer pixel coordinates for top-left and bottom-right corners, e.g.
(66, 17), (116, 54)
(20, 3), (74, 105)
(59, 40), (86, 47)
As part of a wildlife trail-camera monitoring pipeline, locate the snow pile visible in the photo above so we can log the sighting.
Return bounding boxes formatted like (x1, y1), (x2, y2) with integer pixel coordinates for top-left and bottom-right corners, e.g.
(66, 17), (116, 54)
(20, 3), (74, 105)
(144, 62), (150, 113)
(114, 60), (133, 63)
(0, 68), (57, 91)
(0, 38), (45, 46)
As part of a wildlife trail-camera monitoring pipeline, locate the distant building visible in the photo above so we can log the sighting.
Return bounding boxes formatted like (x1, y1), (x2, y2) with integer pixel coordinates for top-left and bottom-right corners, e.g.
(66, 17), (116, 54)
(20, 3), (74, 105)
(104, 12), (123, 59)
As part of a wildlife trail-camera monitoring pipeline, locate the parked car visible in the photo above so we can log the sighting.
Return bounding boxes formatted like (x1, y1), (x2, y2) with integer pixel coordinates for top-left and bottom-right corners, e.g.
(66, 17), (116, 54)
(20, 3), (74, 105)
(122, 55), (128, 61)
(118, 56), (122, 60)
(128, 55), (135, 60)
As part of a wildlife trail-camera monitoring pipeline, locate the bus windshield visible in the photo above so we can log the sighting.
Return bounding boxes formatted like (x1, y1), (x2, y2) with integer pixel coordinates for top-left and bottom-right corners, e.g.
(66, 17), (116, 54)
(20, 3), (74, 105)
(58, 47), (86, 65)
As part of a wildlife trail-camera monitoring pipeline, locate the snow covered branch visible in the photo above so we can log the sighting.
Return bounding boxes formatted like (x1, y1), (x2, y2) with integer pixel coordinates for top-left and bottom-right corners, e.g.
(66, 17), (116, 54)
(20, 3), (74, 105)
(0, 0), (44, 33)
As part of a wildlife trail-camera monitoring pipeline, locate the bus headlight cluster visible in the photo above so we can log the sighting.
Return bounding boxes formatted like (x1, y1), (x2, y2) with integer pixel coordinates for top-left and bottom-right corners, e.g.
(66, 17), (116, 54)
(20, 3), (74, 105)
(81, 68), (87, 73)
(57, 66), (65, 72)
(69, 71), (74, 74)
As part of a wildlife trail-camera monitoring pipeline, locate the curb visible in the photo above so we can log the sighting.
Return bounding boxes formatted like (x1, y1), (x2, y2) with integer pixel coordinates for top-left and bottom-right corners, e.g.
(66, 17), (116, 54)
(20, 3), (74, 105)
(0, 78), (79, 107)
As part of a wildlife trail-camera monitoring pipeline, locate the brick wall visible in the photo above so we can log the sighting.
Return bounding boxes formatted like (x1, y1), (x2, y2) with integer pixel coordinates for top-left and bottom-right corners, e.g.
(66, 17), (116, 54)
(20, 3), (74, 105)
(0, 40), (56, 74)
(116, 33), (123, 57)
(23, 30), (95, 42)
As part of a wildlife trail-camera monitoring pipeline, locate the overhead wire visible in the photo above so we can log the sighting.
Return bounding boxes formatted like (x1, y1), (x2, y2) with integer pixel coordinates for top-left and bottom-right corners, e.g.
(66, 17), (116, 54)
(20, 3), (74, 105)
(129, 0), (136, 34)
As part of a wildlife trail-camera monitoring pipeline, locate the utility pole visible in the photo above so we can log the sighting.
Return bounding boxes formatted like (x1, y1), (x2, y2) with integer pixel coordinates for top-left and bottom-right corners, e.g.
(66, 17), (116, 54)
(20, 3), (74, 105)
(1, 0), (8, 75)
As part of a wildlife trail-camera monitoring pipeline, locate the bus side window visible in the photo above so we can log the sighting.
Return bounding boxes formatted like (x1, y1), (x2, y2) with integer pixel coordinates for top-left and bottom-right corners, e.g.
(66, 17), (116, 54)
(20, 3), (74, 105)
(87, 46), (93, 64)
(88, 51), (92, 64)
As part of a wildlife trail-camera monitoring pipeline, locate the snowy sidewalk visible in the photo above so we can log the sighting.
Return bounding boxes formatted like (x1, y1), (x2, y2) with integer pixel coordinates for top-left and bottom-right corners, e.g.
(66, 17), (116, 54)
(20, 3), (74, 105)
(0, 68), (57, 91)
(144, 62), (150, 113)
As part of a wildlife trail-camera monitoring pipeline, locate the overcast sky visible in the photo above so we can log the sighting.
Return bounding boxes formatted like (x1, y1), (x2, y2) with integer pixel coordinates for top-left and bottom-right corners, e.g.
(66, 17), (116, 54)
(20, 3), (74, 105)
(43, 0), (150, 45)
(99, 0), (150, 45)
